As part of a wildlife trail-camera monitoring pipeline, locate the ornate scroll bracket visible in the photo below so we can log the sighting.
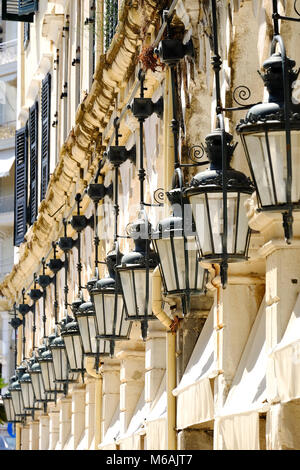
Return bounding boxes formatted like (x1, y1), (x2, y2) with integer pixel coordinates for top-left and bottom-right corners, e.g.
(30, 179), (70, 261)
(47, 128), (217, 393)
(222, 85), (262, 112)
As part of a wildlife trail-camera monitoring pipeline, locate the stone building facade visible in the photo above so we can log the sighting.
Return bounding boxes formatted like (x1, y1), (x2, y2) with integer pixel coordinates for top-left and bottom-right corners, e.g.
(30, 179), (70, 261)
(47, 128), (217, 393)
(0, 0), (300, 451)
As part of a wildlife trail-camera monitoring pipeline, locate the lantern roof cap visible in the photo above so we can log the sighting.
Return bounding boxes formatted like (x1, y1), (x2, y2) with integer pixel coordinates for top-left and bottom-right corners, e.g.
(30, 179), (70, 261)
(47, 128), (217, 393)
(29, 361), (41, 373)
(50, 336), (65, 348)
(95, 277), (115, 290)
(61, 320), (79, 334)
(185, 168), (254, 194)
(19, 373), (31, 383)
(39, 349), (52, 361)
(78, 301), (94, 312)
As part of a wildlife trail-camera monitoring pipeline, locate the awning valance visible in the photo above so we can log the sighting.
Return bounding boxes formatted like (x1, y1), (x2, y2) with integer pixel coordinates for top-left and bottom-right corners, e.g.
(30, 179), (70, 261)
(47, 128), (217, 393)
(216, 296), (268, 450)
(173, 306), (218, 429)
(271, 293), (300, 403)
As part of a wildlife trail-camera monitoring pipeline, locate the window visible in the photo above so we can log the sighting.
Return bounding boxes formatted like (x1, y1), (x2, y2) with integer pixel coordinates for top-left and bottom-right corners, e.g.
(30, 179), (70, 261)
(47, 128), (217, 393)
(1, 0), (38, 23)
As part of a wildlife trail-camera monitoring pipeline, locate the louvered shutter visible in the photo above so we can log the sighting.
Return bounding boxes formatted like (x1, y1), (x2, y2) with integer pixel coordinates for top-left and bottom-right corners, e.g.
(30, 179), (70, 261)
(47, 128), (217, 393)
(14, 126), (28, 247)
(29, 101), (38, 224)
(41, 73), (51, 201)
(1, 0), (38, 22)
(18, 0), (38, 15)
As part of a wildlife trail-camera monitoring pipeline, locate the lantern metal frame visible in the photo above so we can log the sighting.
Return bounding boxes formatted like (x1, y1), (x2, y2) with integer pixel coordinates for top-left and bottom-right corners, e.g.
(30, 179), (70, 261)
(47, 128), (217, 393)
(116, 73), (164, 340)
(179, 0), (255, 287)
(153, 19), (210, 304)
(28, 349), (56, 405)
(38, 334), (64, 395)
(185, 121), (254, 287)
(76, 299), (110, 358)
(236, 2), (300, 243)
(152, 173), (210, 313)
(9, 366), (31, 420)
(49, 331), (79, 385)
(60, 314), (86, 376)
(3, 376), (23, 424)
(58, 203), (88, 377)
(2, 390), (22, 424)
(117, 212), (158, 340)
(19, 366), (42, 414)
(76, 173), (113, 361)
(90, 119), (134, 355)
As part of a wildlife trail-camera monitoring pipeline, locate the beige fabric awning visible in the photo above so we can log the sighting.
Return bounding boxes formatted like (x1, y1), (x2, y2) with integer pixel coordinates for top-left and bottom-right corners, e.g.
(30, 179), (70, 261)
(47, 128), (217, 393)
(118, 387), (149, 450)
(145, 373), (167, 450)
(216, 296), (268, 450)
(271, 293), (300, 403)
(172, 306), (217, 430)
(98, 405), (120, 450)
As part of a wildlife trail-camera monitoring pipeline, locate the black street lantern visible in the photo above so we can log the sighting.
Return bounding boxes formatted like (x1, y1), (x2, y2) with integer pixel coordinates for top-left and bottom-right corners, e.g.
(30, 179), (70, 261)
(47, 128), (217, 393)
(90, 119), (134, 355)
(60, 314), (85, 374)
(9, 367), (30, 419)
(184, 127), (254, 286)
(49, 333), (79, 384)
(91, 248), (132, 346)
(19, 368), (41, 412)
(237, 45), (300, 243)
(117, 213), (158, 340)
(38, 336), (64, 394)
(152, 183), (209, 311)
(76, 299), (110, 357)
(28, 353), (56, 404)
(3, 377), (22, 423)
(3, 390), (22, 423)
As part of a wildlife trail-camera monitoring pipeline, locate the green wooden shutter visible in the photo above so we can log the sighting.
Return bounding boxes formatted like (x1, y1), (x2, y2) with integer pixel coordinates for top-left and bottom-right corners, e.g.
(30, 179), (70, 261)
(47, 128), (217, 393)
(18, 0), (38, 15)
(29, 101), (38, 224)
(14, 126), (28, 247)
(40, 73), (51, 201)
(1, 0), (38, 22)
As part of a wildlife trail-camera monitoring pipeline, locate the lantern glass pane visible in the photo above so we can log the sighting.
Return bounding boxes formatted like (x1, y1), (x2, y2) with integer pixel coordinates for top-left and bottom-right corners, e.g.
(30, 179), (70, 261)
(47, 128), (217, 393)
(190, 194), (214, 256)
(78, 315), (98, 354)
(156, 236), (205, 293)
(119, 270), (136, 316)
(155, 238), (178, 292)
(244, 130), (300, 206)
(115, 294), (127, 336)
(3, 398), (14, 421)
(94, 290), (129, 339)
(20, 382), (35, 409)
(31, 373), (45, 401)
(40, 361), (56, 392)
(190, 193), (222, 255)
(63, 334), (83, 371)
(160, 238), (186, 290)
(11, 390), (23, 415)
(94, 292), (114, 336)
(186, 236), (205, 290)
(190, 192), (250, 257)
(135, 269), (152, 316)
(120, 269), (153, 318)
(236, 193), (251, 254)
(93, 292), (106, 336)
(52, 348), (68, 381)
